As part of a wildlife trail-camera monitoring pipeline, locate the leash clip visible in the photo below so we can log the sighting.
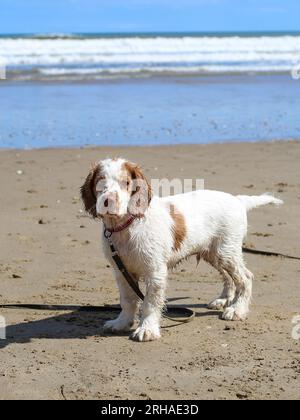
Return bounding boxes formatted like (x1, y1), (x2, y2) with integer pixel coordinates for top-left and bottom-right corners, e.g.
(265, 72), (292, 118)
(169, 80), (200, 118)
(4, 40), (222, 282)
(104, 228), (113, 239)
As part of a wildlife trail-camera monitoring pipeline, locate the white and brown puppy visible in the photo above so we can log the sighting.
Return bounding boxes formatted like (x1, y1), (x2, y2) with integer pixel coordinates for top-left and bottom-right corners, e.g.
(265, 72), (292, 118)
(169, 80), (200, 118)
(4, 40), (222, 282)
(81, 158), (283, 342)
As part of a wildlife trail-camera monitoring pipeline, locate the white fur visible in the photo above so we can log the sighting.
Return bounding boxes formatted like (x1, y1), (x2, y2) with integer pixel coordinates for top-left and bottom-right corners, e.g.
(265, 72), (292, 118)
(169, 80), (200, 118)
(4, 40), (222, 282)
(92, 159), (283, 342)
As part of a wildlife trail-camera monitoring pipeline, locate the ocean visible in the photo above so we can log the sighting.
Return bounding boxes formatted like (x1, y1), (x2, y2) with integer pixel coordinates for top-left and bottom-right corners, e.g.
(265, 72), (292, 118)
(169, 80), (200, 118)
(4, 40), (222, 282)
(1, 32), (300, 81)
(0, 32), (300, 148)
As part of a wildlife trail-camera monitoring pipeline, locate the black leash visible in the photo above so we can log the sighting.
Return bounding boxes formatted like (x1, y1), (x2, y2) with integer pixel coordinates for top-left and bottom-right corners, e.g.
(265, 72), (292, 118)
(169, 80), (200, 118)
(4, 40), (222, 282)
(104, 228), (195, 324)
(0, 303), (194, 327)
(242, 247), (300, 260)
(105, 229), (144, 301)
(0, 304), (121, 312)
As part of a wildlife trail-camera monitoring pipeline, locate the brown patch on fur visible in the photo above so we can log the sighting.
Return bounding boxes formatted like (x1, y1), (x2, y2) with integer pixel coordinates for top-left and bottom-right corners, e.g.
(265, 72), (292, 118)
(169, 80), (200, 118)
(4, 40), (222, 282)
(123, 161), (152, 216)
(80, 163), (102, 218)
(169, 204), (186, 251)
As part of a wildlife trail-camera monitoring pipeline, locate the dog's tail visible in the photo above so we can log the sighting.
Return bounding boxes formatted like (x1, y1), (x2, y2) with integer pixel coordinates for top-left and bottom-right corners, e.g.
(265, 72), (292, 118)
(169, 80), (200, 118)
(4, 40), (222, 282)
(237, 193), (283, 212)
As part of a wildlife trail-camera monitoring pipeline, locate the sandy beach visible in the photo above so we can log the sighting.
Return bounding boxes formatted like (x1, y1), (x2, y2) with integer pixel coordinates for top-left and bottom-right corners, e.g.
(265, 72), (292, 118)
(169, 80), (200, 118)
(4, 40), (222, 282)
(0, 140), (299, 400)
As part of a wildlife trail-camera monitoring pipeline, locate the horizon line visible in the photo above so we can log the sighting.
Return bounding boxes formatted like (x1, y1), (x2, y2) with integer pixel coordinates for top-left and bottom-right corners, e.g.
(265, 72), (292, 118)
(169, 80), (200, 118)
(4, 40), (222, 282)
(1, 29), (300, 37)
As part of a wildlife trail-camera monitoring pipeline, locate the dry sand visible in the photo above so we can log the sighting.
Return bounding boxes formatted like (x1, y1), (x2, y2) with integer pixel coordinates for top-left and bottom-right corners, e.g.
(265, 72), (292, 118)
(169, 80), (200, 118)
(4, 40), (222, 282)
(0, 141), (299, 400)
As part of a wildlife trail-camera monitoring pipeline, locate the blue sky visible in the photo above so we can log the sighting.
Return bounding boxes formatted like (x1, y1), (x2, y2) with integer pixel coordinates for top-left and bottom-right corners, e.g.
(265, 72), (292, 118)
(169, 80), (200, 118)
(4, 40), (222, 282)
(1, 0), (299, 34)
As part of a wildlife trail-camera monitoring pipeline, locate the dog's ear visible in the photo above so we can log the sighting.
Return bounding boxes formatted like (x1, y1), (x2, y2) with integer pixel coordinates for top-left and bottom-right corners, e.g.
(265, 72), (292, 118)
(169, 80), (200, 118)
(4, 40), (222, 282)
(80, 164), (99, 218)
(124, 162), (152, 216)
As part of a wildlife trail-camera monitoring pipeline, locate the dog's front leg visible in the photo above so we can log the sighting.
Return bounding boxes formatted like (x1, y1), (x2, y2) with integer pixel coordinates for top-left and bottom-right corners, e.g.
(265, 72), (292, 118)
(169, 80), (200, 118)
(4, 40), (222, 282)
(131, 268), (167, 342)
(104, 269), (140, 333)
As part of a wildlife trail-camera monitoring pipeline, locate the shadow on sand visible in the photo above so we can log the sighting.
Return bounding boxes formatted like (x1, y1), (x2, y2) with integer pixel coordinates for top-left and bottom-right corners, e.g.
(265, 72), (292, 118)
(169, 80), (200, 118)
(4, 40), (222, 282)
(0, 299), (221, 349)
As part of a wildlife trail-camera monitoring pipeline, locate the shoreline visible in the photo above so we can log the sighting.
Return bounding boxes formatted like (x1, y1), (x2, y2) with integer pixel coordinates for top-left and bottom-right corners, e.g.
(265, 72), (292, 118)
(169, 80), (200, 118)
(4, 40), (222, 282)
(1, 70), (296, 85)
(1, 138), (300, 153)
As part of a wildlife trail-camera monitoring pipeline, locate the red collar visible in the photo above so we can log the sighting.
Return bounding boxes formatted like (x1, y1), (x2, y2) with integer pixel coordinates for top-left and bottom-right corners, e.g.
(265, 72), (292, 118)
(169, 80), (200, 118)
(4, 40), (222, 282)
(104, 215), (137, 236)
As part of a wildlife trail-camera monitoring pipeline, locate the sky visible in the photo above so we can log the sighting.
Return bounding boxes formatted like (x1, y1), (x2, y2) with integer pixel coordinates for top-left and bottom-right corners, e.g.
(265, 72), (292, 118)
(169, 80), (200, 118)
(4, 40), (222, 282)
(0, 0), (299, 34)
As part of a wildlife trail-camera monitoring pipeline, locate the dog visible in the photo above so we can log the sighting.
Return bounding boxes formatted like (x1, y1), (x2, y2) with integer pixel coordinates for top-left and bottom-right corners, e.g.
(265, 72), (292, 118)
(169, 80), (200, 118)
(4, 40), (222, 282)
(81, 158), (283, 342)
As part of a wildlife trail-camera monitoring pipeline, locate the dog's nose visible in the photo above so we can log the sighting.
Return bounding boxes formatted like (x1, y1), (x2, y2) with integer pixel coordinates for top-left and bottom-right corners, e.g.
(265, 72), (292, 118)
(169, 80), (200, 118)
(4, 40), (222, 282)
(105, 191), (118, 204)
(100, 191), (119, 215)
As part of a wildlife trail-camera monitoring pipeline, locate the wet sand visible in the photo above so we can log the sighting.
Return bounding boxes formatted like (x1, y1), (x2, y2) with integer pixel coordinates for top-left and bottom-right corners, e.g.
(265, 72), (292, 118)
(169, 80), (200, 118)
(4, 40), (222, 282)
(0, 141), (299, 400)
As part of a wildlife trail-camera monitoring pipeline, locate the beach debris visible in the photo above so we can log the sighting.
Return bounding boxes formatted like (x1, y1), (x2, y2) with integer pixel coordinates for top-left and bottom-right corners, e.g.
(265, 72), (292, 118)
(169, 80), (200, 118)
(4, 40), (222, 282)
(38, 218), (46, 225)
(251, 232), (273, 237)
(72, 196), (80, 204)
(236, 393), (248, 400)
(224, 325), (235, 331)
(276, 182), (288, 193)
(60, 385), (67, 401)
(243, 241), (255, 249)
(12, 274), (22, 279)
(16, 170), (23, 175)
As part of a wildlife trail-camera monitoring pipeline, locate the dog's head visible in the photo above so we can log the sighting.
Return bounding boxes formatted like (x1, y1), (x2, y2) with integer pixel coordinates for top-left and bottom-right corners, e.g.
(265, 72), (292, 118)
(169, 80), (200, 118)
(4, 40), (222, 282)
(80, 158), (152, 220)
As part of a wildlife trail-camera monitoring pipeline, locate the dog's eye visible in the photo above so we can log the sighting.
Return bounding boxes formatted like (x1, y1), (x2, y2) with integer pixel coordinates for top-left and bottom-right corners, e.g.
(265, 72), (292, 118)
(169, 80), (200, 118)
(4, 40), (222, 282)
(120, 180), (130, 190)
(95, 178), (106, 194)
(95, 186), (104, 194)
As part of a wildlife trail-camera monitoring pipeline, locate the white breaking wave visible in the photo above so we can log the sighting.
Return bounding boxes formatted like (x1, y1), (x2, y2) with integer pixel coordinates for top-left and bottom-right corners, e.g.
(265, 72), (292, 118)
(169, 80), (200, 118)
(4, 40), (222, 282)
(38, 64), (294, 76)
(1, 35), (300, 79)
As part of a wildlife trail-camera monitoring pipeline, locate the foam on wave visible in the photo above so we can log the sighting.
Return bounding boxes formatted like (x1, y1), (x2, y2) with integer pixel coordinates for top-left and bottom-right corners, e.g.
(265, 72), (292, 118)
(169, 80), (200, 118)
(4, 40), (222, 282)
(1, 35), (300, 80)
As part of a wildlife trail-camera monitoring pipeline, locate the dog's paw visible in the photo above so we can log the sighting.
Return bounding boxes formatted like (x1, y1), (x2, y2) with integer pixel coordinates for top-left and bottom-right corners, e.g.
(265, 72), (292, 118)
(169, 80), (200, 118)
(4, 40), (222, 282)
(103, 318), (132, 333)
(131, 325), (161, 342)
(221, 306), (247, 321)
(208, 298), (227, 310)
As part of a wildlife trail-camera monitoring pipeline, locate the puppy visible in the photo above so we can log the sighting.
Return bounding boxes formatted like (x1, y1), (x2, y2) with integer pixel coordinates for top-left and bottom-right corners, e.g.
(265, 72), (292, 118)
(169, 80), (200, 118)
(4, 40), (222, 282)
(81, 158), (283, 342)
